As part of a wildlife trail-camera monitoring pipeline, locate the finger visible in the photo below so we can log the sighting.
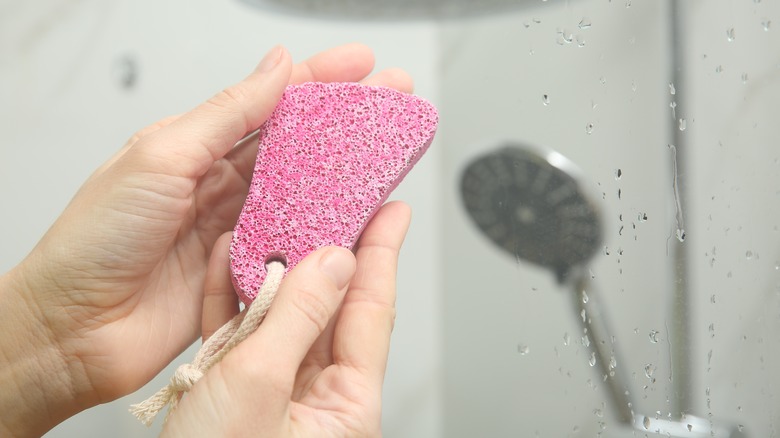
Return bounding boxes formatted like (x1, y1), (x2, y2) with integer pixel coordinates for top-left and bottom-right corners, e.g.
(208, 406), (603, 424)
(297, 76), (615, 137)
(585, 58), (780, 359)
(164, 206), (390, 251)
(202, 232), (240, 342)
(84, 115), (182, 185)
(290, 304), (340, 401)
(360, 67), (414, 94)
(289, 43), (375, 85)
(126, 114), (183, 148)
(231, 247), (356, 386)
(333, 201), (411, 387)
(126, 45), (293, 179)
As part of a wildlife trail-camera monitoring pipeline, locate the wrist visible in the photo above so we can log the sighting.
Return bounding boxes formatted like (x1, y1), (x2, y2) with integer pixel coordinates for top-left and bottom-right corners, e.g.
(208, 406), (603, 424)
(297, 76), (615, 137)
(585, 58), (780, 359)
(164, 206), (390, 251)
(0, 264), (89, 437)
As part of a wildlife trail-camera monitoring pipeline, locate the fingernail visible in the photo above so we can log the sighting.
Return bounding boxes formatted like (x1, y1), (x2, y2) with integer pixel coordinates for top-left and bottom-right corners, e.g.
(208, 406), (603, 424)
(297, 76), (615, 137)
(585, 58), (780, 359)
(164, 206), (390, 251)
(319, 248), (356, 290)
(254, 46), (284, 73)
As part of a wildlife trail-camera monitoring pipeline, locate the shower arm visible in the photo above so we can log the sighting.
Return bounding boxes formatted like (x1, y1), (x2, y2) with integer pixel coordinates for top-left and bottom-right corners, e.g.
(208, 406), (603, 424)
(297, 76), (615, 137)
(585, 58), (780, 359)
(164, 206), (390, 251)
(569, 270), (635, 425)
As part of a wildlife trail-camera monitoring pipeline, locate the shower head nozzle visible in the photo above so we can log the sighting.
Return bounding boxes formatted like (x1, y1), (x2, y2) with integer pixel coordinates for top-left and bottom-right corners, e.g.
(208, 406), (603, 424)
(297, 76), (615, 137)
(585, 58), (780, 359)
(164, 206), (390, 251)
(460, 143), (602, 282)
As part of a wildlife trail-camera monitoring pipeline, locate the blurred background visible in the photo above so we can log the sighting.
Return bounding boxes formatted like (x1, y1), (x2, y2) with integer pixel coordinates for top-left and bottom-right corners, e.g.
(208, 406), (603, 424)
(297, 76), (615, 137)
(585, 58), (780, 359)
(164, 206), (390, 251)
(1, 0), (778, 436)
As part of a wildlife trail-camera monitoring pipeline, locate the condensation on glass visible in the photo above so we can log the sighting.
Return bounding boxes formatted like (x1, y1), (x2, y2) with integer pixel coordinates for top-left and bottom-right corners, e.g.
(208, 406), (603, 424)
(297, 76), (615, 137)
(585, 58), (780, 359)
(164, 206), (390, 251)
(439, 1), (779, 437)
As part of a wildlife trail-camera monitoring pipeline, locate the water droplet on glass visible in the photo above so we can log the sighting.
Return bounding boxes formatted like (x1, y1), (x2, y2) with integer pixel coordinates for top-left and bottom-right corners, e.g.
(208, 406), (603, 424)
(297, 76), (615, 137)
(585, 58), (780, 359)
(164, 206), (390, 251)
(517, 344), (530, 355)
(543, 94), (550, 106)
(678, 118), (687, 131)
(631, 81), (637, 92)
(563, 332), (571, 346)
(112, 54), (140, 91)
(589, 352), (597, 367)
(533, 17), (541, 24)
(578, 17), (592, 29)
(741, 73), (749, 84)
(556, 29), (574, 45)
(609, 355), (617, 370)
(716, 65), (723, 73)
(615, 168), (623, 180)
(676, 228), (686, 242)
(585, 123), (594, 134)
(649, 330), (660, 343)
(581, 309), (587, 323)
(762, 20), (771, 31)
(600, 76), (607, 85)
(709, 323), (715, 338)
(738, 406), (743, 412)
(643, 416), (651, 430)
(670, 101), (677, 119)
(644, 363), (656, 378)
(711, 294), (716, 303)
(582, 335), (591, 347)
(669, 82), (676, 95)
(581, 290), (589, 304)
(726, 27), (736, 42)
(738, 425), (745, 432)
(594, 408), (604, 418)
(687, 424), (694, 432)
(746, 250), (753, 259)
(524, 21), (531, 28)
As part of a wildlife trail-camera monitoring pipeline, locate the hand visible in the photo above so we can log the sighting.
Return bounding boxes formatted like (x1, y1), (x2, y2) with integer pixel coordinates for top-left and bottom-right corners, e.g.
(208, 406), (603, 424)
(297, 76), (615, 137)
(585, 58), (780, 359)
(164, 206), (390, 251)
(162, 201), (411, 437)
(0, 44), (413, 437)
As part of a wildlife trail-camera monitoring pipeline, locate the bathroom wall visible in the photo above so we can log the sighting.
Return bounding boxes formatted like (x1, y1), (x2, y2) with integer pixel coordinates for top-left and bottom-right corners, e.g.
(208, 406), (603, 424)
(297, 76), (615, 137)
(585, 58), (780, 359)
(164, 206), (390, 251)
(439, 1), (671, 436)
(439, 0), (779, 436)
(0, 1), (443, 436)
(2, 0), (779, 437)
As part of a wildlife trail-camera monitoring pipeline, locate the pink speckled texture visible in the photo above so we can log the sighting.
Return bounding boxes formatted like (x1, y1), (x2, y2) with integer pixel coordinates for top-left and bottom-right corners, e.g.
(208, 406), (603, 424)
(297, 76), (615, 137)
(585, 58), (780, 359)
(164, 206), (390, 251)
(229, 82), (438, 304)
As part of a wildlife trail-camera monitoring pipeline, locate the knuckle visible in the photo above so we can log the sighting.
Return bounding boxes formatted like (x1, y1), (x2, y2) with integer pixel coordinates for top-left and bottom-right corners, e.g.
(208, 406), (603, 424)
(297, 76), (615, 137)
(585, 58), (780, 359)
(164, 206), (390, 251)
(389, 307), (397, 333)
(211, 86), (250, 112)
(290, 285), (332, 334)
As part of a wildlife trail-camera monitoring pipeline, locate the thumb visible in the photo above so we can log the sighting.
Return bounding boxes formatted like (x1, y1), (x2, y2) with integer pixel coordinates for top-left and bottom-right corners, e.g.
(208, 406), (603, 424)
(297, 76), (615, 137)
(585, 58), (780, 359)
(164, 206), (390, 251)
(124, 45), (293, 179)
(224, 247), (355, 389)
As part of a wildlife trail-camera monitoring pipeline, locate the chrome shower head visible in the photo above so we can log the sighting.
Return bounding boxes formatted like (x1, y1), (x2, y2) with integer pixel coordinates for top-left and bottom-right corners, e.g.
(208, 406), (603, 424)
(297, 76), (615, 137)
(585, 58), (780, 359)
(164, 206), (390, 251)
(238, 0), (539, 20)
(460, 143), (602, 282)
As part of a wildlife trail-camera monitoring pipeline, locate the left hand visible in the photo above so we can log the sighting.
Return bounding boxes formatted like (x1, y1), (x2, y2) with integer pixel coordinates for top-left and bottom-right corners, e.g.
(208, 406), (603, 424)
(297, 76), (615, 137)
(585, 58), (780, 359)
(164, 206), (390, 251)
(0, 43), (412, 437)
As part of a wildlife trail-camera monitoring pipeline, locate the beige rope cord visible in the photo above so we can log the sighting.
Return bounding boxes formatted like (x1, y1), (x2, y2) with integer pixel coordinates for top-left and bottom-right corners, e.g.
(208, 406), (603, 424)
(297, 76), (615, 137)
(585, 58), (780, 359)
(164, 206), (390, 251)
(130, 261), (286, 426)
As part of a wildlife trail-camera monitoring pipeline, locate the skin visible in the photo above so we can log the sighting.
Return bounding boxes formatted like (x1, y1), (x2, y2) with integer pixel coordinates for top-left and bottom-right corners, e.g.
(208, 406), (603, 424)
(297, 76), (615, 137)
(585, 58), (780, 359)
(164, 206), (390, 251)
(0, 43), (414, 437)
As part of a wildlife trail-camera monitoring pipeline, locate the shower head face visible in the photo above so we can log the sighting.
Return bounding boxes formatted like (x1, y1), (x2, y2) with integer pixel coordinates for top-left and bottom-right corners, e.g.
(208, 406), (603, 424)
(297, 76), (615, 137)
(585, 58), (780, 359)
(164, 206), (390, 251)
(238, 0), (537, 20)
(460, 144), (602, 281)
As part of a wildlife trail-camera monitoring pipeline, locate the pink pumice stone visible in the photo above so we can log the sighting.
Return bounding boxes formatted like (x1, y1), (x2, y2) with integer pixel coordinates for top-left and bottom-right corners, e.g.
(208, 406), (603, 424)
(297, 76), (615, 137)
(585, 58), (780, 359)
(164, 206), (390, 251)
(229, 82), (438, 304)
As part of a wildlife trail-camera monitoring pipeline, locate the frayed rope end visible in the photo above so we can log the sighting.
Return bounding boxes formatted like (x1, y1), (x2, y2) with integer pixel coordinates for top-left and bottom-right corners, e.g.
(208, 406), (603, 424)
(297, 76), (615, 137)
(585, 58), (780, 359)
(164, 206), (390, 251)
(129, 363), (204, 426)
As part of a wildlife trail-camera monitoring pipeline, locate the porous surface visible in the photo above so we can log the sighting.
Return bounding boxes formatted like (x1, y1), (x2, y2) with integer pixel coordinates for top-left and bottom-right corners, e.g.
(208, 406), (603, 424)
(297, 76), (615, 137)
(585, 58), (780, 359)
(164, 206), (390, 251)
(230, 82), (438, 304)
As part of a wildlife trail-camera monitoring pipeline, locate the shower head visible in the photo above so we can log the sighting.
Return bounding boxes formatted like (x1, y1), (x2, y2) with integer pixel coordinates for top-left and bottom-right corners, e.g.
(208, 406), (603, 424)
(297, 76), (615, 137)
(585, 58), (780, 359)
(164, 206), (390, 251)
(460, 143), (602, 283)
(458, 142), (642, 424)
(238, 0), (539, 20)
